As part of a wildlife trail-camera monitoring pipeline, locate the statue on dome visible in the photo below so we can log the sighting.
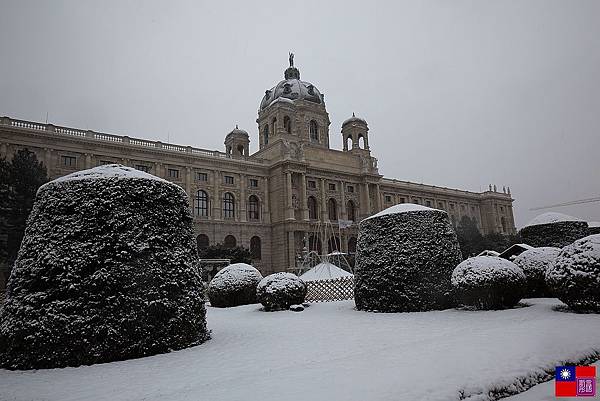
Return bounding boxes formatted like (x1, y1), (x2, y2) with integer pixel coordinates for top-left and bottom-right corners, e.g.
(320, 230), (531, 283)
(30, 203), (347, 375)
(289, 52), (294, 67)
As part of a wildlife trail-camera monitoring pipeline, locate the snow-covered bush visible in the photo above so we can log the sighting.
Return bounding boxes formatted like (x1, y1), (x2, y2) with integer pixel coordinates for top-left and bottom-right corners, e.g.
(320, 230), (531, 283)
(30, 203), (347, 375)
(0, 165), (209, 370)
(513, 247), (561, 297)
(256, 272), (307, 311)
(452, 256), (526, 310)
(207, 263), (263, 307)
(354, 204), (462, 312)
(588, 222), (600, 236)
(519, 212), (588, 248)
(545, 234), (600, 312)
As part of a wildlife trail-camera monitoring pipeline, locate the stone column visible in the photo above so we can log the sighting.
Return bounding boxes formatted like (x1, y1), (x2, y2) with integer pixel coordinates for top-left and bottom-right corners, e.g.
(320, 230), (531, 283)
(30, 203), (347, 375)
(286, 172), (294, 220)
(85, 154), (92, 169)
(340, 180), (347, 220)
(44, 148), (52, 168)
(212, 170), (221, 220)
(288, 231), (296, 270)
(300, 173), (309, 221)
(0, 142), (7, 158)
(320, 178), (328, 221)
(263, 176), (271, 223)
(240, 173), (247, 222)
(185, 167), (192, 198)
(375, 184), (381, 212)
(363, 182), (371, 216)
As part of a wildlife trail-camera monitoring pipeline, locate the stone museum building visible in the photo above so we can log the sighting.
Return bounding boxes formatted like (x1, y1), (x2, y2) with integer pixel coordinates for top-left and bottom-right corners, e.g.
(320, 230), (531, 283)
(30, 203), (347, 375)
(0, 57), (516, 278)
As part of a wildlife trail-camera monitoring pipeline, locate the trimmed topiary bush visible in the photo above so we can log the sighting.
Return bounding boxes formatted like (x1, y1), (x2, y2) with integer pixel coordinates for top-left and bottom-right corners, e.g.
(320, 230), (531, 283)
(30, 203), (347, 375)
(545, 234), (600, 312)
(513, 247), (561, 297)
(452, 256), (526, 310)
(354, 204), (462, 312)
(207, 263), (263, 307)
(519, 212), (588, 248)
(588, 222), (600, 236)
(257, 272), (307, 311)
(0, 165), (209, 370)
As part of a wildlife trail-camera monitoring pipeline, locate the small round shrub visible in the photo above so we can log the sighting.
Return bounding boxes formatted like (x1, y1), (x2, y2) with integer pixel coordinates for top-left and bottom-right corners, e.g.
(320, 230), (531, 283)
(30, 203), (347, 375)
(545, 234), (600, 312)
(256, 273), (307, 311)
(207, 263), (263, 307)
(451, 256), (526, 310)
(513, 247), (561, 297)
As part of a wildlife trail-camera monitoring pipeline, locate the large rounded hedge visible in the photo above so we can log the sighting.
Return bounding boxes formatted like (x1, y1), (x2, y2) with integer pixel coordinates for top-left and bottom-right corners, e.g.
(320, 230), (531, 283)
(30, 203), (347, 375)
(513, 247), (561, 297)
(588, 222), (600, 236)
(0, 165), (209, 370)
(451, 256), (526, 310)
(207, 263), (263, 307)
(545, 234), (600, 312)
(519, 212), (588, 248)
(354, 204), (462, 312)
(256, 272), (307, 311)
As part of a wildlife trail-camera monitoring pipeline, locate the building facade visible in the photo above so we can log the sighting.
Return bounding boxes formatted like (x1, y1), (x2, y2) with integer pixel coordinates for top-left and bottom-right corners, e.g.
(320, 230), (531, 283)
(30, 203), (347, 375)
(0, 58), (516, 279)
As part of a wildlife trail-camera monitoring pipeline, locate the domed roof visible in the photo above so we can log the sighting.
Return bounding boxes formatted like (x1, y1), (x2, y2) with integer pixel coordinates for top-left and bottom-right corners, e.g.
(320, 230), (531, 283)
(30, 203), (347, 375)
(259, 56), (325, 111)
(342, 113), (367, 126)
(226, 125), (249, 138)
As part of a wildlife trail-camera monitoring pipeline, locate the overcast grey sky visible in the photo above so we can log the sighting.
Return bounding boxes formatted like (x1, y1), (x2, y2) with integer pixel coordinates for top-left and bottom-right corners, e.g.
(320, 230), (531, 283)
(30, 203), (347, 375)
(1, 0), (599, 227)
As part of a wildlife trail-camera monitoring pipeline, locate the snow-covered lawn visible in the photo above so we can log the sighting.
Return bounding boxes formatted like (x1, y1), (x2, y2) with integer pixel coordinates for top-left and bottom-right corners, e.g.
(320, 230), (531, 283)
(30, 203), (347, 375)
(1, 298), (599, 401)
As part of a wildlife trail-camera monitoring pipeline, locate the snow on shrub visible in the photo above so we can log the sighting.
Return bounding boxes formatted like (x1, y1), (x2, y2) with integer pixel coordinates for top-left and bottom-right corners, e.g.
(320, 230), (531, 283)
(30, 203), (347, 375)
(545, 234), (600, 312)
(256, 272), (307, 311)
(207, 263), (263, 307)
(588, 222), (600, 236)
(452, 256), (526, 310)
(519, 212), (588, 248)
(513, 247), (561, 297)
(354, 204), (462, 312)
(0, 164), (209, 370)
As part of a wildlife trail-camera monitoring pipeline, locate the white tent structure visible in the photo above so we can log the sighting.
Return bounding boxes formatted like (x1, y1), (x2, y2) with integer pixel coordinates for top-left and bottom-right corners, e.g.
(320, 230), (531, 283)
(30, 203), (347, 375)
(300, 261), (353, 282)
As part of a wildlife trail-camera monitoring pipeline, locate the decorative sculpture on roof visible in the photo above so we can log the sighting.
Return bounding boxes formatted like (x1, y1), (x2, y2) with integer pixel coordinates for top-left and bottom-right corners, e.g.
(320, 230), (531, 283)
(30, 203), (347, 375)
(289, 52), (294, 67)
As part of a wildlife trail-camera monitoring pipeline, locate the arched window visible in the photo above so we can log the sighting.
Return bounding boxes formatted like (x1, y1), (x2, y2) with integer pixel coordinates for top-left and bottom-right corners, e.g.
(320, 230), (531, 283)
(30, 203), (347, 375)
(224, 235), (237, 248)
(310, 120), (319, 141)
(196, 234), (209, 250)
(309, 234), (322, 254)
(264, 125), (269, 145)
(328, 236), (341, 253)
(195, 190), (209, 217)
(501, 216), (507, 233)
(328, 198), (337, 221)
(346, 136), (353, 150)
(248, 195), (260, 220)
(271, 117), (277, 135)
(223, 192), (235, 219)
(237, 144), (245, 156)
(358, 134), (365, 149)
(307, 196), (318, 220)
(250, 236), (261, 259)
(283, 116), (291, 134)
(347, 200), (356, 222)
(348, 237), (357, 254)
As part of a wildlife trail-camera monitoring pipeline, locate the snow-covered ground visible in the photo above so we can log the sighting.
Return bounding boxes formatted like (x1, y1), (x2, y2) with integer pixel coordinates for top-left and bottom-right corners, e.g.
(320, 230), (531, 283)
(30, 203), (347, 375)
(1, 298), (599, 401)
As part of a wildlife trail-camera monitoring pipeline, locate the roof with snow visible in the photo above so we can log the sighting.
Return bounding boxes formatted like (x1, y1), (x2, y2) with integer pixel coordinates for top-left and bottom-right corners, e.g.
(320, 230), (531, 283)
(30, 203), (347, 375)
(342, 113), (367, 127)
(300, 262), (353, 282)
(524, 212), (584, 228)
(363, 203), (442, 221)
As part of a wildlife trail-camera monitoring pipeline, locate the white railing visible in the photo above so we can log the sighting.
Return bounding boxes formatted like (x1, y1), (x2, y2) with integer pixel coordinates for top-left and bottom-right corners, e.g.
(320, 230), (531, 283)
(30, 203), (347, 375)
(1, 116), (263, 163)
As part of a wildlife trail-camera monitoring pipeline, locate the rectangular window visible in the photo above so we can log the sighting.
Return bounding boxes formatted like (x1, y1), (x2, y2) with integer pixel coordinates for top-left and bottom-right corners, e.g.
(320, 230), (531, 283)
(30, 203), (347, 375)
(500, 206), (505, 212)
(399, 197), (406, 203)
(328, 183), (336, 191)
(136, 164), (150, 173)
(61, 155), (76, 167)
(347, 185), (354, 193)
(450, 203), (455, 210)
(426, 200), (432, 207)
(413, 199), (420, 205)
(385, 195), (392, 202)
(168, 169), (180, 179)
(438, 202), (444, 209)
(99, 160), (112, 166)
(224, 176), (234, 185)
(195, 172), (208, 182)
(308, 180), (316, 189)
(249, 178), (259, 187)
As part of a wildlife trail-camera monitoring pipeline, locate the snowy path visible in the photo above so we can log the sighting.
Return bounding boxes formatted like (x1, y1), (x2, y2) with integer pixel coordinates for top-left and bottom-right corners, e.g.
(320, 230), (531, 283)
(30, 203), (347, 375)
(1, 298), (600, 401)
